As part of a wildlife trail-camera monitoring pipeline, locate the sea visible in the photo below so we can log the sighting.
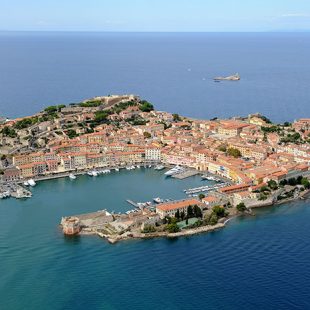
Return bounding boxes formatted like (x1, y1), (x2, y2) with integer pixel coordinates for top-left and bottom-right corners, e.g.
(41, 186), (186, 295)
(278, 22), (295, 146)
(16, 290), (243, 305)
(1, 32), (310, 309)
(0, 32), (310, 122)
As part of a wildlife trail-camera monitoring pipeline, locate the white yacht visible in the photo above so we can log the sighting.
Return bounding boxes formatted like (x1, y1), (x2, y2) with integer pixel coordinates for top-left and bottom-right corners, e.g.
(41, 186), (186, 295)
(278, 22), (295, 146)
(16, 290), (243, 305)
(69, 173), (76, 180)
(164, 165), (184, 176)
(28, 179), (36, 187)
(153, 197), (163, 204)
(23, 181), (29, 186)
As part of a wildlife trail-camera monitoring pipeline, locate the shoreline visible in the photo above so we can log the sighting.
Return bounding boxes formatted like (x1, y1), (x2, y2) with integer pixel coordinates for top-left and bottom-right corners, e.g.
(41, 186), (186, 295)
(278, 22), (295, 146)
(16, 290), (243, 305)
(76, 189), (310, 244)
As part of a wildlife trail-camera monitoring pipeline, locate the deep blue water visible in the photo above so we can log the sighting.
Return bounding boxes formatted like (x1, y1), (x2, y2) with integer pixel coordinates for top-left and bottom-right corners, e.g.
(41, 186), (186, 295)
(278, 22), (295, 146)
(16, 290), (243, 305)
(0, 32), (310, 122)
(1, 169), (310, 309)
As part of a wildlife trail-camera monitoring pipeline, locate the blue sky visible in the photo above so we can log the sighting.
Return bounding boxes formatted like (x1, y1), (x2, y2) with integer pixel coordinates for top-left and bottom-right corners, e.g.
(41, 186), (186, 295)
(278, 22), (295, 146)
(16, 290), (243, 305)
(1, 0), (310, 32)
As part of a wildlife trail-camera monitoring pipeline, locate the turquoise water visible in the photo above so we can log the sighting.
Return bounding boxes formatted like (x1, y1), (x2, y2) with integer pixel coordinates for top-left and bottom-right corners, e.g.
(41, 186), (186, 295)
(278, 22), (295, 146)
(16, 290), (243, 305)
(1, 169), (310, 309)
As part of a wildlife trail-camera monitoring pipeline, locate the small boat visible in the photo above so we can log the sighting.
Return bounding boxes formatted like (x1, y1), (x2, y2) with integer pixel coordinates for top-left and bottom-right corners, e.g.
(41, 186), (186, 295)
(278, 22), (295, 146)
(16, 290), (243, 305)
(23, 181), (29, 186)
(28, 179), (36, 187)
(115, 168), (119, 172)
(148, 165), (152, 168)
(69, 173), (76, 180)
(136, 165), (140, 169)
(214, 73), (240, 81)
(87, 171), (94, 176)
(153, 197), (163, 204)
(154, 164), (165, 171)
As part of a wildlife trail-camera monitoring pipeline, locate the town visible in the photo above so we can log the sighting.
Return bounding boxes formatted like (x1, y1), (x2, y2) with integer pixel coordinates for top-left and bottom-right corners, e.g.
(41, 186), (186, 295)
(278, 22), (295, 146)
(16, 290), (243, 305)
(1, 94), (310, 242)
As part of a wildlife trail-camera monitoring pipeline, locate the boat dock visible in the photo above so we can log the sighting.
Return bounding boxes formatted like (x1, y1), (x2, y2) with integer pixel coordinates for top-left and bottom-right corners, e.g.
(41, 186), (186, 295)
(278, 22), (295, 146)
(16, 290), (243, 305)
(172, 170), (200, 179)
(126, 199), (139, 208)
(184, 182), (229, 195)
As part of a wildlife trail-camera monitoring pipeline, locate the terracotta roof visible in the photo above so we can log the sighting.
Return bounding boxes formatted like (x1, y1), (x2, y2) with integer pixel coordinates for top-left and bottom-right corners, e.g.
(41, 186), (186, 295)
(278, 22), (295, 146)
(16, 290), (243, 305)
(156, 199), (202, 212)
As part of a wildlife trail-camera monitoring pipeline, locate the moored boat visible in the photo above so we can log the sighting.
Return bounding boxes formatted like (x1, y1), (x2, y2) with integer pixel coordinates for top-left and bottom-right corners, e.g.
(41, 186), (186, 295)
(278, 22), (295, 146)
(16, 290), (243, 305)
(28, 179), (36, 186)
(69, 173), (76, 180)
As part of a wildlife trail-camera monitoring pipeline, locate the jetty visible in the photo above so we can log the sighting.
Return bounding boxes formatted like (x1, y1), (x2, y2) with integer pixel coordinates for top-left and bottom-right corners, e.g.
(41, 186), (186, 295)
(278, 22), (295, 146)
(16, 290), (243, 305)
(184, 182), (229, 195)
(172, 170), (200, 179)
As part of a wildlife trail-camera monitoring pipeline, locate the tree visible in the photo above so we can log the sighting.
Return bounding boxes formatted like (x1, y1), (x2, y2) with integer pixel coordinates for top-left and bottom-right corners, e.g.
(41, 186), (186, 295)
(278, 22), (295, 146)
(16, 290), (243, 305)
(301, 178), (310, 189)
(142, 224), (156, 233)
(172, 113), (181, 122)
(166, 223), (180, 233)
(205, 213), (218, 225)
(218, 145), (227, 152)
(236, 202), (247, 212)
(139, 101), (154, 112)
(288, 178), (297, 186)
(95, 111), (109, 123)
(44, 105), (58, 114)
(175, 209), (180, 220)
(1, 126), (17, 138)
(198, 193), (205, 200)
(143, 132), (151, 139)
(66, 129), (77, 139)
(193, 205), (202, 218)
(267, 180), (278, 190)
(187, 205), (194, 218)
(279, 179), (288, 186)
(227, 147), (241, 158)
(212, 205), (227, 218)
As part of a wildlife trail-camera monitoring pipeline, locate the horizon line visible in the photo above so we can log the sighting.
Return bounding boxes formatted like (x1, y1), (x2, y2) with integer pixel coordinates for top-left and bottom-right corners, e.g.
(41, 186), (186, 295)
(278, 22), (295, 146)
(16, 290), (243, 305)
(1, 30), (310, 33)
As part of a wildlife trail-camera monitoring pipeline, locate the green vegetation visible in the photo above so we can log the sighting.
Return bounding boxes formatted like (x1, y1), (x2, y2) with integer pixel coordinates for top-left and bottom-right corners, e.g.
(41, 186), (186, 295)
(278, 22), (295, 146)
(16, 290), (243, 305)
(261, 125), (281, 133)
(204, 213), (218, 225)
(280, 132), (301, 144)
(139, 100), (154, 112)
(141, 224), (156, 233)
(143, 132), (151, 139)
(94, 111), (110, 123)
(1, 126), (17, 138)
(79, 100), (102, 108)
(186, 205), (203, 219)
(279, 176), (309, 188)
(172, 113), (181, 122)
(267, 180), (278, 190)
(236, 202), (247, 212)
(44, 104), (65, 114)
(66, 129), (77, 139)
(218, 145), (227, 152)
(204, 205), (228, 226)
(14, 117), (39, 129)
(212, 205), (228, 218)
(258, 115), (272, 124)
(165, 217), (180, 233)
(227, 147), (241, 158)
(126, 116), (148, 126)
(198, 193), (205, 200)
(258, 193), (268, 200)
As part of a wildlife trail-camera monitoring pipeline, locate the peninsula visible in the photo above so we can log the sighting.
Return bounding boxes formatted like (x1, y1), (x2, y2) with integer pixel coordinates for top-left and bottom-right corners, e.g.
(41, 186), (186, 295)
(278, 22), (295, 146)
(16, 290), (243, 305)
(1, 95), (310, 243)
